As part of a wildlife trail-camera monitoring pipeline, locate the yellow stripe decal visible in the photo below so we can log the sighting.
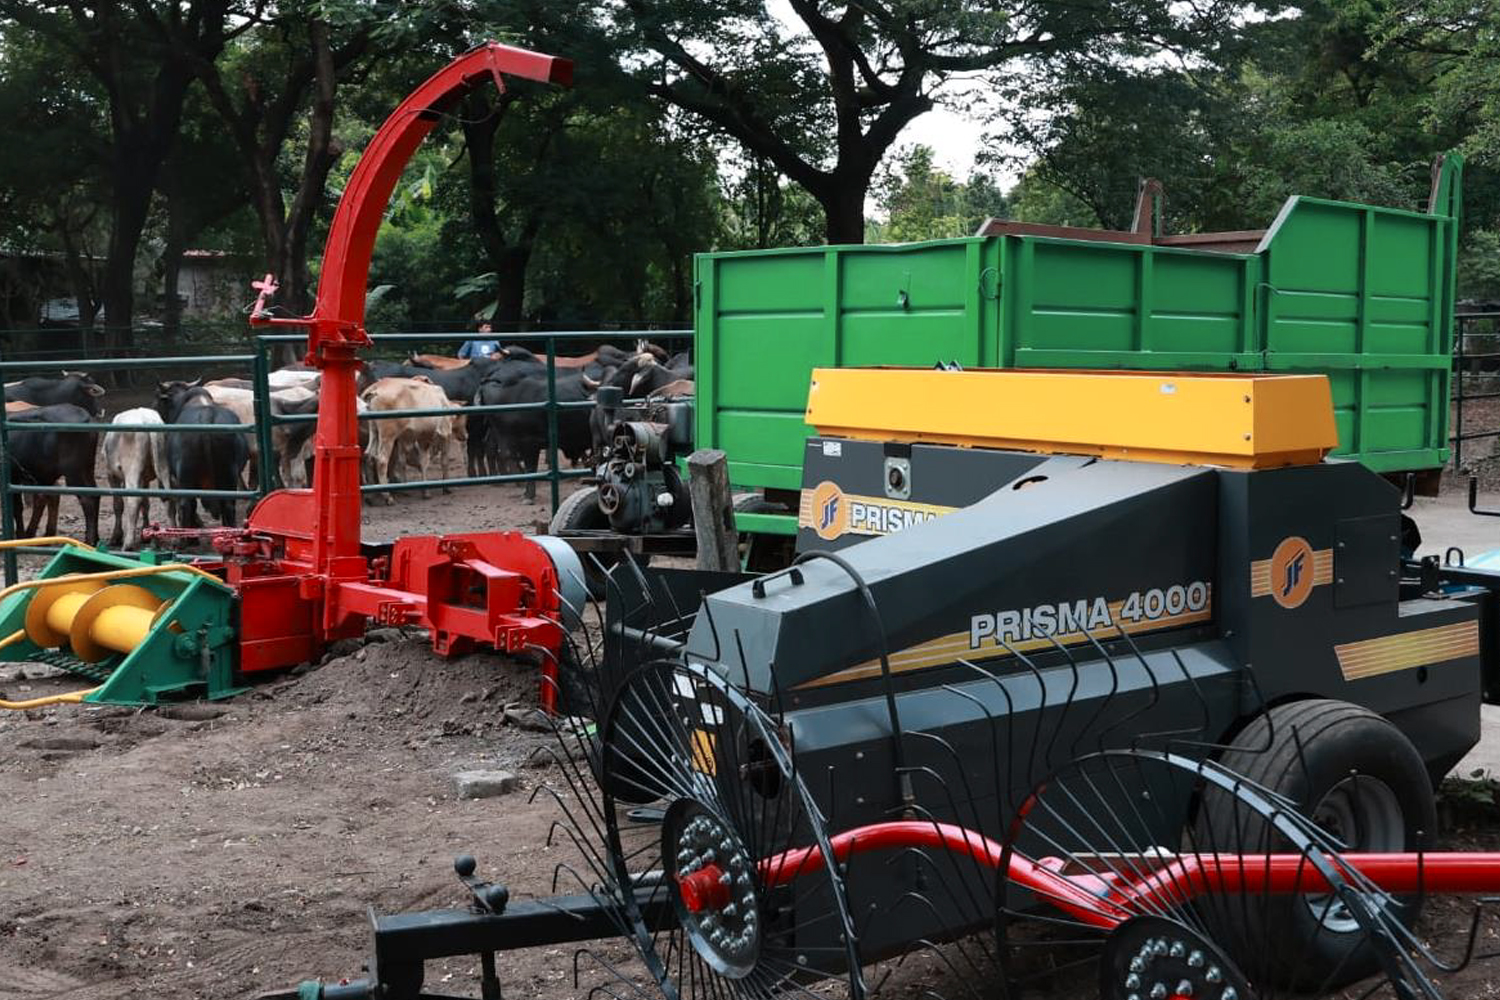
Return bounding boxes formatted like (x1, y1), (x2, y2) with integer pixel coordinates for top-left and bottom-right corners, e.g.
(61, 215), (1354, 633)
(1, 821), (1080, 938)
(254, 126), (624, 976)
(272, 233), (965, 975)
(1249, 549), (1333, 597)
(1334, 621), (1480, 681)
(798, 592), (1213, 690)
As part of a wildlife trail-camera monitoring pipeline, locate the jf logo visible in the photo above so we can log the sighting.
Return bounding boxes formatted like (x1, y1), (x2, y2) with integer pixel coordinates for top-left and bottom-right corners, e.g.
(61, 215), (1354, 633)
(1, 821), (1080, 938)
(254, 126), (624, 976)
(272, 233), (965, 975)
(1269, 535), (1314, 609)
(809, 481), (848, 541)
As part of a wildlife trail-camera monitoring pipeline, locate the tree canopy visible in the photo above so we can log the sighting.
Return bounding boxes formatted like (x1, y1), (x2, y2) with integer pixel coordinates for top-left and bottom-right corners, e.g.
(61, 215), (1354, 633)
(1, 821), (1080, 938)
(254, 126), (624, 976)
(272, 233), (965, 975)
(0, 0), (1496, 343)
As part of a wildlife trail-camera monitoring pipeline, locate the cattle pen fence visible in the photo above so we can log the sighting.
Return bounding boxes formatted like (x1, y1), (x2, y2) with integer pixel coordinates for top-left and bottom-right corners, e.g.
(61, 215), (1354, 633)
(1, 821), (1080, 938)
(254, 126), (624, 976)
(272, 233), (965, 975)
(0, 328), (689, 585)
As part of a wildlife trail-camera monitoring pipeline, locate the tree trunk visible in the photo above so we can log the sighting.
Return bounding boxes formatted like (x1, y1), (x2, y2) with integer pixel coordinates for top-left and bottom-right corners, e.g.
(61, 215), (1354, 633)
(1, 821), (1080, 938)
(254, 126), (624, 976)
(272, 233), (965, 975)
(101, 155), (159, 357)
(819, 180), (868, 245)
(492, 244), (532, 331)
(282, 18), (338, 320)
(57, 224), (98, 334)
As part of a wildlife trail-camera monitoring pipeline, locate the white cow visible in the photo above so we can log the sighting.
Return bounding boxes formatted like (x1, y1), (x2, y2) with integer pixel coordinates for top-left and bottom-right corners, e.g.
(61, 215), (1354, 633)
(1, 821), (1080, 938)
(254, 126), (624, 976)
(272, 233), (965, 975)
(103, 408), (167, 550)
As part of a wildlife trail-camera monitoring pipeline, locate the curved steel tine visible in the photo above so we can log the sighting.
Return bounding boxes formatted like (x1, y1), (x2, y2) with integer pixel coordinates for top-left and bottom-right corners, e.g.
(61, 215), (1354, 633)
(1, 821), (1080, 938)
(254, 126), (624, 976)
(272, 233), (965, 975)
(900, 731), (988, 829)
(950, 658), (1024, 818)
(574, 944), (658, 997)
(880, 842), (998, 942)
(869, 936), (989, 1000)
(994, 638), (1053, 810)
(1077, 629), (1165, 752)
(1107, 628), (1213, 748)
(934, 678), (1017, 823)
(879, 892), (996, 990)
(1030, 629), (1122, 762)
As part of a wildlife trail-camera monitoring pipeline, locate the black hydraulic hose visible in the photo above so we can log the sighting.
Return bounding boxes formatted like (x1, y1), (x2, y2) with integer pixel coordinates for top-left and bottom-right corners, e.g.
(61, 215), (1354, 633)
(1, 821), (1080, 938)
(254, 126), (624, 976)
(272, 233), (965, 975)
(792, 549), (915, 816)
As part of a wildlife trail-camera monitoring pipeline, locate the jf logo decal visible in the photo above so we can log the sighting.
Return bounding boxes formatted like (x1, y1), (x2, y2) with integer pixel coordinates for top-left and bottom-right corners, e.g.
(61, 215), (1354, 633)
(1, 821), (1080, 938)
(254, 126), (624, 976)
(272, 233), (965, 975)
(1269, 535), (1314, 609)
(809, 481), (847, 541)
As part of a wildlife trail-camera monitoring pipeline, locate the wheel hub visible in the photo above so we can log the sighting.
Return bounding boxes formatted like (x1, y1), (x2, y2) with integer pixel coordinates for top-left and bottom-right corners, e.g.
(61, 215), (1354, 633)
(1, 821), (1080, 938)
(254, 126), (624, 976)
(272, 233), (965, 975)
(665, 799), (761, 978)
(1100, 916), (1254, 1000)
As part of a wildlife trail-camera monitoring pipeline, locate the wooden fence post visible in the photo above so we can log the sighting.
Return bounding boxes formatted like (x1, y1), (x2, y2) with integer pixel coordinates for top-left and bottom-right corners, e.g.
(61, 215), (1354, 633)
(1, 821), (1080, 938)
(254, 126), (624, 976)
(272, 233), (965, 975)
(688, 448), (738, 572)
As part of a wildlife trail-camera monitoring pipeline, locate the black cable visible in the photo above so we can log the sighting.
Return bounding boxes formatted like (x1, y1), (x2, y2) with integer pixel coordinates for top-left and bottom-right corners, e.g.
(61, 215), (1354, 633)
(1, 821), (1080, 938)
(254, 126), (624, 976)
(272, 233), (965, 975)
(791, 548), (915, 815)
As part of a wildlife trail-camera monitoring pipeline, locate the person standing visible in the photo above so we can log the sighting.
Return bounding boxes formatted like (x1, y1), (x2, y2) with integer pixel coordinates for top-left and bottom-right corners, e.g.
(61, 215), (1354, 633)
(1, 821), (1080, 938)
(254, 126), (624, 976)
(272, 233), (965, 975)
(458, 321), (501, 360)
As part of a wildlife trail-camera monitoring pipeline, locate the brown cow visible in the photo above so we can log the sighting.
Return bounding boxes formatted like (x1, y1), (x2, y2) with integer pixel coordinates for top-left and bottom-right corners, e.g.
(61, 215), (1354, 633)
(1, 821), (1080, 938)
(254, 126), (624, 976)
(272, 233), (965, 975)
(360, 377), (467, 504)
(409, 353), (471, 371)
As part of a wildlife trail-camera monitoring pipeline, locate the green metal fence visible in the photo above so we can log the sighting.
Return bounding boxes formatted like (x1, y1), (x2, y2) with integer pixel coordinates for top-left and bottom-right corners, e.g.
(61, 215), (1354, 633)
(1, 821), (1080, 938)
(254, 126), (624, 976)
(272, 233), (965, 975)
(0, 329), (688, 584)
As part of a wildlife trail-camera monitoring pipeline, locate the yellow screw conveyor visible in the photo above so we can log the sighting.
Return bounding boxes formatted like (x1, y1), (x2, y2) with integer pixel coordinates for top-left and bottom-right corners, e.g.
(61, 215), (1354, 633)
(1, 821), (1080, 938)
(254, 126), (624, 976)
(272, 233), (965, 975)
(0, 539), (238, 706)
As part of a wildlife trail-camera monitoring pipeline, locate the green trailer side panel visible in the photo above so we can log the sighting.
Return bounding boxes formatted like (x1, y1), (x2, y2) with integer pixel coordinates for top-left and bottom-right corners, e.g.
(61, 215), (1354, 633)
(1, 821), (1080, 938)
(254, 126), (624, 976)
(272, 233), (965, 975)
(1009, 239), (1259, 371)
(697, 157), (1460, 497)
(1261, 196), (1454, 466)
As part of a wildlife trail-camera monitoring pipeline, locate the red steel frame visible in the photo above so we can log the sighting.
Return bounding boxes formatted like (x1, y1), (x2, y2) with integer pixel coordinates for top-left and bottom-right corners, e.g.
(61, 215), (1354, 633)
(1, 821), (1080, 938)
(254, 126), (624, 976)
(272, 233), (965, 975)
(679, 820), (1500, 931)
(237, 43), (576, 708)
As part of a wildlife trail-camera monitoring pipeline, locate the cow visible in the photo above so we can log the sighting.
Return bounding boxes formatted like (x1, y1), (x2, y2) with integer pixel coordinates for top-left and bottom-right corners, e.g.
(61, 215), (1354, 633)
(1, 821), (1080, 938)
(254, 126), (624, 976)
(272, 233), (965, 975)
(103, 408), (167, 550)
(6, 403), (102, 545)
(482, 372), (595, 501)
(647, 378), (694, 399)
(5, 400), (35, 414)
(268, 368), (321, 390)
(273, 395), (373, 488)
(629, 360), (694, 397)
(205, 377), (254, 390)
(409, 353), (470, 371)
(156, 382), (249, 529)
(360, 377), (467, 504)
(4, 372), (106, 417)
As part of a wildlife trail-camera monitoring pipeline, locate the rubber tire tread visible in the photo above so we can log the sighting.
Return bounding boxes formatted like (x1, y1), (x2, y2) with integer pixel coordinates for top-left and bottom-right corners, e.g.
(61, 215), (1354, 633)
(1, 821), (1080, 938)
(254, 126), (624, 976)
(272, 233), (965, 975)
(550, 485), (608, 533)
(1200, 698), (1434, 991)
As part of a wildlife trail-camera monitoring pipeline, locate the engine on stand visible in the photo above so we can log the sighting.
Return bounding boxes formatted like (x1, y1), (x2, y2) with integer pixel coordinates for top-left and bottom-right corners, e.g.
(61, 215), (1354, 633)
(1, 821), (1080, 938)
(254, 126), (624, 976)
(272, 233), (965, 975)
(591, 384), (692, 534)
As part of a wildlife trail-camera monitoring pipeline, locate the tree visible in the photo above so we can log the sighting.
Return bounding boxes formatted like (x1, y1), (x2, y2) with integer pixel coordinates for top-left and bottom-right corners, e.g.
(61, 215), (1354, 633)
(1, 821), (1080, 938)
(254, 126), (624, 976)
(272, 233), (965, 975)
(872, 144), (1006, 241)
(719, 153), (824, 250)
(0, 1), (251, 348)
(615, 0), (1241, 243)
(187, 5), (384, 334)
(0, 27), (110, 330)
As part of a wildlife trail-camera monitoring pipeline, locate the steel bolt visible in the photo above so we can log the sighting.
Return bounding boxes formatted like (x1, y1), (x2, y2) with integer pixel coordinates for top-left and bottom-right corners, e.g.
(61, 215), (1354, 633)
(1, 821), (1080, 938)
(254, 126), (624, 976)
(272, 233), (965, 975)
(1129, 956), (1147, 974)
(1205, 966), (1222, 984)
(1169, 941), (1186, 959)
(1175, 981), (1194, 997)
(1125, 973), (1141, 990)
(1186, 950), (1204, 969)
(1221, 990), (1237, 1000)
(1150, 984), (1167, 1000)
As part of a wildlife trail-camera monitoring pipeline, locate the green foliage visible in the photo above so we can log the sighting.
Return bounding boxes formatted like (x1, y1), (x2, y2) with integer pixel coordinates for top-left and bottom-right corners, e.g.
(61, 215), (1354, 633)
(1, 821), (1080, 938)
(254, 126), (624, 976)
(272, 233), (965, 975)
(870, 145), (1008, 242)
(1459, 229), (1500, 302)
(4, 0), (1498, 335)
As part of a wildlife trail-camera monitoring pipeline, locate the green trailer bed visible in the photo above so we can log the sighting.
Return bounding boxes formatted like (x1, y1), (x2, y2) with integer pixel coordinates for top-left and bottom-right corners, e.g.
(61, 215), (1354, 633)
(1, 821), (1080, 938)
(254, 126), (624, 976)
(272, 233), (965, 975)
(695, 156), (1461, 532)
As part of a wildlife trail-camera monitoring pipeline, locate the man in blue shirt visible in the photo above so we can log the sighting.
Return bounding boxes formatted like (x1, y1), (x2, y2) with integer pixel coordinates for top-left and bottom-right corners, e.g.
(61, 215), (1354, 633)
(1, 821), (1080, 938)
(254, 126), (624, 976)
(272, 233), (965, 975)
(458, 321), (501, 360)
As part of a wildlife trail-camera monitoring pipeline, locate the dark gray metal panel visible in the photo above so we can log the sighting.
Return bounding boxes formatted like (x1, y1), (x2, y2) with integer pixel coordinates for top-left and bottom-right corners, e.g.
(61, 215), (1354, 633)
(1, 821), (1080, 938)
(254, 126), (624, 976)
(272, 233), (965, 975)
(689, 459), (1217, 692)
(1335, 513), (1400, 608)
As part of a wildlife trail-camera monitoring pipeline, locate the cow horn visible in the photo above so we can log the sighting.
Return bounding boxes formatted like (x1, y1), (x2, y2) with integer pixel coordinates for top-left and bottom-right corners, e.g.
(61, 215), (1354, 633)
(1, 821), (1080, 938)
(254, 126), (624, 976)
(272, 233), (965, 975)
(581, 374), (599, 391)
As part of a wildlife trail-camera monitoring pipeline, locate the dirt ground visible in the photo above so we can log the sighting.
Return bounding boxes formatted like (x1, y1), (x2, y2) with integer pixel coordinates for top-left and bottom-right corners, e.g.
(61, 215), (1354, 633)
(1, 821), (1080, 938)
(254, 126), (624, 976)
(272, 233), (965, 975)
(8, 396), (1500, 998)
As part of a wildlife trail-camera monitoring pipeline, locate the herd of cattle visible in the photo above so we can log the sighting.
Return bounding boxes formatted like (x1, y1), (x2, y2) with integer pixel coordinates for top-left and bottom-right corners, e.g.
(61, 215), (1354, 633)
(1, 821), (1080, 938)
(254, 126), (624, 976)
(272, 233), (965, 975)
(0, 340), (691, 551)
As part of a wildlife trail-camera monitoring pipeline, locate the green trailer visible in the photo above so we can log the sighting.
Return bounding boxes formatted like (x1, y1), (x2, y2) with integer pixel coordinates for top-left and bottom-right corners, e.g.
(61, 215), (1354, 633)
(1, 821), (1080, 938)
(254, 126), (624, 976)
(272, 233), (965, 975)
(695, 155), (1463, 536)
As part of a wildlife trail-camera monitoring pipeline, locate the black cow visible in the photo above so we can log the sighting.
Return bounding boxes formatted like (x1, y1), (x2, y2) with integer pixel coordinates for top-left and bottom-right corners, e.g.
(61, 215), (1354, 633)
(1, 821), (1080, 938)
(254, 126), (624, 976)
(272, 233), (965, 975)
(6, 403), (102, 545)
(630, 361), (694, 397)
(359, 357), (503, 403)
(5, 372), (106, 417)
(482, 373), (595, 501)
(156, 381), (248, 528)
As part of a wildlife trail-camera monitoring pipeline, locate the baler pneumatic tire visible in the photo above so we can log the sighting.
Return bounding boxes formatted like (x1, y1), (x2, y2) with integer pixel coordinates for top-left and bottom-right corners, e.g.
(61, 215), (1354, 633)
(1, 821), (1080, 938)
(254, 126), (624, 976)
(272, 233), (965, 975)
(1197, 698), (1437, 991)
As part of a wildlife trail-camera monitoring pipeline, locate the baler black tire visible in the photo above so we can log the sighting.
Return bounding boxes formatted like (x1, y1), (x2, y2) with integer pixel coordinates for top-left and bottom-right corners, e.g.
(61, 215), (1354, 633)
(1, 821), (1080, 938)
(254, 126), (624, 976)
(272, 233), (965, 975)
(1197, 698), (1435, 991)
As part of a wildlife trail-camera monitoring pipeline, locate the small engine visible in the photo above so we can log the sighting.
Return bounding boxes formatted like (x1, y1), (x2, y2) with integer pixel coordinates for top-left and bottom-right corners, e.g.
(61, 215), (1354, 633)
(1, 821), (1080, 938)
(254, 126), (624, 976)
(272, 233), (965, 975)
(594, 386), (692, 534)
